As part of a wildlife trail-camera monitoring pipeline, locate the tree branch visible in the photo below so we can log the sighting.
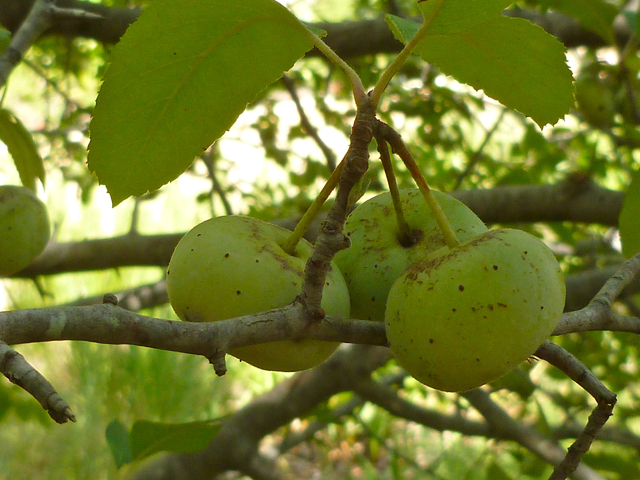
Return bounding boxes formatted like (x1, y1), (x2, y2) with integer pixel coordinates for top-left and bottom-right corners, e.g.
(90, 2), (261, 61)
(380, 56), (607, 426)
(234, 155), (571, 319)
(0, 2), (622, 57)
(536, 341), (616, 406)
(535, 341), (616, 479)
(555, 254), (640, 335)
(1, 303), (387, 356)
(0, 0), (55, 88)
(281, 75), (337, 172)
(127, 345), (391, 480)
(12, 183), (624, 278)
(0, 340), (75, 423)
(462, 389), (606, 480)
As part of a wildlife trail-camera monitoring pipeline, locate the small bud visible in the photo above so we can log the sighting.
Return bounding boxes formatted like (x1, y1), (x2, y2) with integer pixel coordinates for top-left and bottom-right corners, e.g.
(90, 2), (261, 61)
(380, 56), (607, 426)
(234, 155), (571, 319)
(102, 293), (118, 306)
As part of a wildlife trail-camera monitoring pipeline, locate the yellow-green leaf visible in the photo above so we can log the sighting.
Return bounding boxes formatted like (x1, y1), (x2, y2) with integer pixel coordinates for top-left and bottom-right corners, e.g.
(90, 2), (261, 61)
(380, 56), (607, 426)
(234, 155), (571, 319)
(0, 109), (45, 191)
(387, 14), (574, 127)
(88, 0), (314, 206)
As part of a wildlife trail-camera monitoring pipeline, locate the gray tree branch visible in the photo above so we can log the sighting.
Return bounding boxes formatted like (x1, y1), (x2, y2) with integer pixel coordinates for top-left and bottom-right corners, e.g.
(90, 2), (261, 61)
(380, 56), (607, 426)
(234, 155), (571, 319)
(12, 182), (624, 278)
(0, 340), (75, 423)
(462, 388), (606, 480)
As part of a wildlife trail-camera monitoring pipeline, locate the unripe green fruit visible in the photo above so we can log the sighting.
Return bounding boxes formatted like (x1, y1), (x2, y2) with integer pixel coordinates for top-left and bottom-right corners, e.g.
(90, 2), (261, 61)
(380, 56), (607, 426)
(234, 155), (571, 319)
(166, 215), (350, 372)
(0, 185), (50, 276)
(574, 74), (615, 128)
(334, 189), (487, 321)
(385, 228), (565, 392)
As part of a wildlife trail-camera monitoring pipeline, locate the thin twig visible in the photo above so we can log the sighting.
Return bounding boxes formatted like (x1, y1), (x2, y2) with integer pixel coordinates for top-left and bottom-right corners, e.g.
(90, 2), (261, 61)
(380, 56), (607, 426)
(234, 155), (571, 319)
(0, 0), (55, 88)
(535, 341), (616, 406)
(535, 341), (616, 480)
(549, 404), (614, 480)
(281, 75), (337, 171)
(0, 340), (75, 424)
(554, 253), (640, 335)
(462, 389), (605, 480)
(454, 108), (507, 189)
(201, 148), (234, 216)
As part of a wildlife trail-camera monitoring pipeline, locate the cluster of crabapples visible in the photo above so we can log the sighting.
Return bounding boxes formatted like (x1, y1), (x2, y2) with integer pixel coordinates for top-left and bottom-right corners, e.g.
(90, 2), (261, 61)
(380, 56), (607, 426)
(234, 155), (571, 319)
(167, 188), (566, 392)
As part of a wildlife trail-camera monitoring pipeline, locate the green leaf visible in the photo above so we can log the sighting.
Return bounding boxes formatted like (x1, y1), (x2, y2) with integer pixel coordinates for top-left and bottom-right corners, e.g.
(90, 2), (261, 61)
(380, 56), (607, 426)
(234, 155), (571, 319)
(386, 15), (574, 127)
(537, 0), (617, 44)
(130, 419), (223, 461)
(88, 0), (315, 206)
(105, 420), (133, 468)
(418, 0), (513, 35)
(0, 108), (45, 191)
(619, 169), (640, 258)
(0, 28), (10, 54)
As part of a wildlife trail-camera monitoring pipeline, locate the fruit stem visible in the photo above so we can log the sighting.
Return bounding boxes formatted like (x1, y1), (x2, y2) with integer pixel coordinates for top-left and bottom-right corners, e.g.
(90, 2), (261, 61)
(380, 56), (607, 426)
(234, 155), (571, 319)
(380, 122), (460, 249)
(375, 135), (414, 246)
(282, 161), (344, 256)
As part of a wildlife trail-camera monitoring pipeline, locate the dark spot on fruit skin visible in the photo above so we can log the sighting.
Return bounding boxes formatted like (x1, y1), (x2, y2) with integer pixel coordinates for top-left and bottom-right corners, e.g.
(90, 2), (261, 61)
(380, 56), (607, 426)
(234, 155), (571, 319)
(429, 338), (434, 344)
(236, 290), (241, 295)
(497, 303), (508, 308)
(458, 285), (464, 291)
(488, 305), (494, 311)
(493, 265), (498, 270)
(476, 358), (480, 362)
(197, 233), (202, 237)
(224, 253), (230, 258)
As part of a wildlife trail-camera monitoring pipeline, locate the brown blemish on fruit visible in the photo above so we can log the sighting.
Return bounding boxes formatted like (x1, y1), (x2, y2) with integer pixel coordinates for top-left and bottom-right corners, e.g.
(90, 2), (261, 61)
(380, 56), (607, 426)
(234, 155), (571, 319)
(224, 253), (230, 258)
(236, 290), (241, 295)
(497, 303), (508, 308)
(493, 265), (498, 270)
(458, 285), (464, 291)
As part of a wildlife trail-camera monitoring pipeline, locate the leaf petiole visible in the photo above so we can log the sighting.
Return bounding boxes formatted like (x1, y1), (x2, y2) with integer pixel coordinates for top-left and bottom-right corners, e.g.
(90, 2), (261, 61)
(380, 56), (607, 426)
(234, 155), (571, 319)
(300, 26), (367, 105)
(370, 0), (446, 107)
